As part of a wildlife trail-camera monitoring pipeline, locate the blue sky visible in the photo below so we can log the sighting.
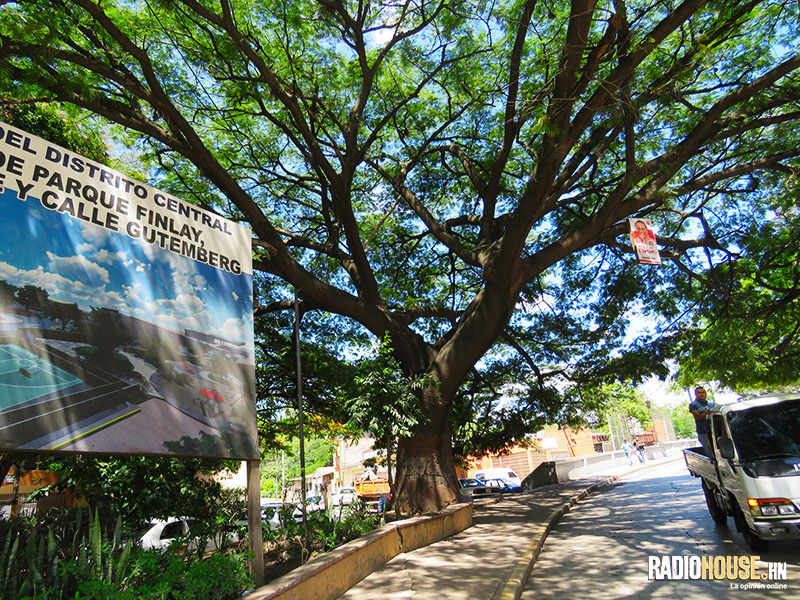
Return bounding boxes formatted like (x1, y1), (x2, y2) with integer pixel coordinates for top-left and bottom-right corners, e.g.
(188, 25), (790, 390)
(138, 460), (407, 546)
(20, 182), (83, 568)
(0, 189), (254, 363)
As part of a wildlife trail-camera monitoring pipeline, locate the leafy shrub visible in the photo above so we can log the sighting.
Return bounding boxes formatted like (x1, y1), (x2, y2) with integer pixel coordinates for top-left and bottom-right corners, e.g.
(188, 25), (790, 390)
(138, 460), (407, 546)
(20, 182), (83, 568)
(22, 454), (234, 533)
(0, 508), (252, 600)
(258, 502), (382, 566)
(214, 487), (247, 530)
(117, 548), (251, 600)
(1, 509), (133, 600)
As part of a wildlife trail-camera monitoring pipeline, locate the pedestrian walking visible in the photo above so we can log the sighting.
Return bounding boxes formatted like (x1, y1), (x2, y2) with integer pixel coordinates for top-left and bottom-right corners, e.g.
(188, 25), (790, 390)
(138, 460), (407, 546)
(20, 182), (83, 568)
(622, 439), (634, 465)
(635, 439), (646, 463)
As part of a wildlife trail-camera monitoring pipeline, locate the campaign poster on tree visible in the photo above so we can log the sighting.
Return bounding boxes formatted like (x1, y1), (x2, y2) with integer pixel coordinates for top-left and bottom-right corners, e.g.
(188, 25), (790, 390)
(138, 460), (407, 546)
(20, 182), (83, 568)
(628, 218), (661, 266)
(0, 121), (257, 460)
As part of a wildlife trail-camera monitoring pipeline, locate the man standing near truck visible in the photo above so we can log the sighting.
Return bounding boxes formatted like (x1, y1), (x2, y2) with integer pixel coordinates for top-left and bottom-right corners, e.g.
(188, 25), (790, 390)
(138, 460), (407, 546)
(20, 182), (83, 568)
(689, 386), (715, 456)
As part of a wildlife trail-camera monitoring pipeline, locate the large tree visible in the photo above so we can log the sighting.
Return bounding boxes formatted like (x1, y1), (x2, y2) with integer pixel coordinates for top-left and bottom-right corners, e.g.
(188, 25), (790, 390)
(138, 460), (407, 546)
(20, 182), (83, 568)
(1, 0), (799, 513)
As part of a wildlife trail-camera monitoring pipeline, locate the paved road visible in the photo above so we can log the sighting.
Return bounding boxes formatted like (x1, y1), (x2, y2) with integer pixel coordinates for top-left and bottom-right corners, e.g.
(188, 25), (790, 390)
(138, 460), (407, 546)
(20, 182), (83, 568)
(523, 460), (800, 599)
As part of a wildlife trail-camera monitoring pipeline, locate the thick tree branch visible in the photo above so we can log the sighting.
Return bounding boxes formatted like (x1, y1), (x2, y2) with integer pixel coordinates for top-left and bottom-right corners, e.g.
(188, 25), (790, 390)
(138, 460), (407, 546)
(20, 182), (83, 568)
(482, 0), (539, 242)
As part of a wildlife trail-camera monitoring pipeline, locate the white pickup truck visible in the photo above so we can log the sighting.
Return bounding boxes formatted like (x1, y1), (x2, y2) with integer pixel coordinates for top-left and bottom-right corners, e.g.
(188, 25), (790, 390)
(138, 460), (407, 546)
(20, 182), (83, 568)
(683, 394), (800, 551)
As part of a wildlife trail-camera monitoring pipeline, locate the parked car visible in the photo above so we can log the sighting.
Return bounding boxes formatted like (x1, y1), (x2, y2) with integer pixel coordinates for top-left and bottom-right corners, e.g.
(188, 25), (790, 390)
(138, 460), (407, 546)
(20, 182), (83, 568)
(292, 495), (326, 522)
(458, 478), (497, 500)
(481, 477), (522, 493)
(331, 487), (358, 506)
(261, 502), (294, 530)
(473, 468), (521, 486)
(139, 517), (238, 554)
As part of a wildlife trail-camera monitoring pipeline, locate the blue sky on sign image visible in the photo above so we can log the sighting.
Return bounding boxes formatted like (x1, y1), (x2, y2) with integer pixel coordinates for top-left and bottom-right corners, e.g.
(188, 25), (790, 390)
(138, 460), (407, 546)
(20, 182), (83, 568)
(0, 190), (254, 363)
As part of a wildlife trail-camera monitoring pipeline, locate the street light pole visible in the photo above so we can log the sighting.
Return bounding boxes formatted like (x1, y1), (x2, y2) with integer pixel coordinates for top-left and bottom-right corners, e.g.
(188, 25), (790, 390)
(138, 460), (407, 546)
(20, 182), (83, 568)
(294, 288), (308, 554)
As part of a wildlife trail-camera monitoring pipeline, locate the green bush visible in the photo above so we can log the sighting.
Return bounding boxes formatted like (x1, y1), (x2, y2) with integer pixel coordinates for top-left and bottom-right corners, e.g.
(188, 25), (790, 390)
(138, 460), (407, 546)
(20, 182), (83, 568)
(0, 500), (388, 598)
(116, 549), (251, 600)
(0, 508), (252, 600)
(260, 502), (382, 562)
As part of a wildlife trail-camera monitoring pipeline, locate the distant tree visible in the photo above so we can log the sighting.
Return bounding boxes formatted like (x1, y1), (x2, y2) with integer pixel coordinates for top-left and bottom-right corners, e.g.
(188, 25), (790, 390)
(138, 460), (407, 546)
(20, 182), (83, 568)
(582, 383), (654, 440)
(670, 404), (696, 440)
(163, 430), (257, 460)
(0, 280), (16, 305)
(15, 285), (48, 310)
(43, 301), (82, 330)
(259, 436), (334, 499)
(85, 308), (131, 353)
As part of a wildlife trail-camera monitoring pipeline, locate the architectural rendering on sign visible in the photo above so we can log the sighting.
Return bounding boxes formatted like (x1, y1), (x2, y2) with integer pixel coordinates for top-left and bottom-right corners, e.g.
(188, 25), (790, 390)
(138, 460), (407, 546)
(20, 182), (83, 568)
(0, 121), (257, 460)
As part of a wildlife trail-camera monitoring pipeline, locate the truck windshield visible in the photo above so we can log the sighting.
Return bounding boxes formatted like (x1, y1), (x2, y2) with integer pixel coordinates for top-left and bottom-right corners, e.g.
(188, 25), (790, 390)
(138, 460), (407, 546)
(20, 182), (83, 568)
(726, 399), (800, 462)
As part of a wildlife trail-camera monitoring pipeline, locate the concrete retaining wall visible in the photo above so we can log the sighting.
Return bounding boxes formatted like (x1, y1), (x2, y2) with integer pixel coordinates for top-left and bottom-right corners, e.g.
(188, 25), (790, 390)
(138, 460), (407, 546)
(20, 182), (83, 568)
(245, 503), (473, 600)
(554, 439), (695, 481)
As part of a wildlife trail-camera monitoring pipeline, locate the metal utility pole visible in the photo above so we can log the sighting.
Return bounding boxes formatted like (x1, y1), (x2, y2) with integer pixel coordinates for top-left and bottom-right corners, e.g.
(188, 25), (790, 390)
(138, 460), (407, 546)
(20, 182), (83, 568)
(294, 289), (308, 552)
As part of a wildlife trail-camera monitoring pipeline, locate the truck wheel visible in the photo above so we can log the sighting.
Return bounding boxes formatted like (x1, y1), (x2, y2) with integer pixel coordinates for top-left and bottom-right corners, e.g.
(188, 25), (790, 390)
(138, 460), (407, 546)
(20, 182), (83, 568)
(701, 480), (727, 525)
(732, 501), (770, 552)
(742, 526), (770, 552)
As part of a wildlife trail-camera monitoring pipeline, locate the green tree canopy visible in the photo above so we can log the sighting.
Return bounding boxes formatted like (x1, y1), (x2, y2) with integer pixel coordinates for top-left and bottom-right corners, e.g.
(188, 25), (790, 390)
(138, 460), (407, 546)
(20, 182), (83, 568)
(25, 454), (234, 529)
(670, 403), (697, 439)
(2, 0), (800, 512)
(581, 382), (654, 437)
(673, 217), (800, 393)
(0, 280), (16, 304)
(260, 436), (335, 497)
(0, 102), (108, 164)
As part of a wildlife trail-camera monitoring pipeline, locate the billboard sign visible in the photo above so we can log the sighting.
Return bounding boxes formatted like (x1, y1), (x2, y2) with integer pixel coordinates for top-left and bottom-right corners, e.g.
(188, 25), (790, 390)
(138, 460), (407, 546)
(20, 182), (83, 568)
(0, 121), (257, 459)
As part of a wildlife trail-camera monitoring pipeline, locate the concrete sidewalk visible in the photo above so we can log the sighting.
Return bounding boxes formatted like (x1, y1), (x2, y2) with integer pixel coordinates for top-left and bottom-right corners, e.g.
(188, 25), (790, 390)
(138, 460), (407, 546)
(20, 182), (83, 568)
(336, 455), (682, 600)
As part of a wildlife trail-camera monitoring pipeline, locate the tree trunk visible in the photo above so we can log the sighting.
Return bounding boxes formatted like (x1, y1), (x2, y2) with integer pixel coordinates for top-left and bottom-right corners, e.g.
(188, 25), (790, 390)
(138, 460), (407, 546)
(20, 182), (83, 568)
(393, 399), (460, 514)
(390, 282), (520, 514)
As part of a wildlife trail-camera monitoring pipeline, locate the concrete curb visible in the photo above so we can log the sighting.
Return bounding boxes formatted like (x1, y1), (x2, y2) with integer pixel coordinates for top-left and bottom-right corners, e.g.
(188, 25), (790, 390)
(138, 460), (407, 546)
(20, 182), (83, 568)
(244, 502), (473, 600)
(490, 457), (681, 600)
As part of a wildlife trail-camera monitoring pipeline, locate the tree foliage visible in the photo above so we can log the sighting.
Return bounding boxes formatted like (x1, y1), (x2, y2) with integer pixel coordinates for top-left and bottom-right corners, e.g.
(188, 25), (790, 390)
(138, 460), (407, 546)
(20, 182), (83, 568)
(345, 337), (427, 440)
(0, 102), (108, 164)
(24, 454), (235, 529)
(674, 213), (800, 392)
(259, 436), (335, 496)
(581, 382), (654, 433)
(670, 403), (697, 439)
(2, 0), (800, 512)
(252, 307), (362, 451)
